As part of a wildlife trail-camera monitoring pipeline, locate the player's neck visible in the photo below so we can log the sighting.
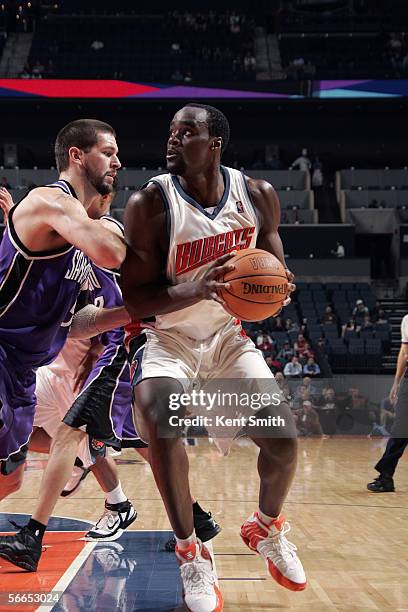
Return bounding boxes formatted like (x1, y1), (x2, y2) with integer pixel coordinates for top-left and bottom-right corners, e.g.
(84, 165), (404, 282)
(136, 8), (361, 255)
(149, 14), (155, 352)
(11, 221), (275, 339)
(178, 166), (224, 208)
(59, 172), (97, 209)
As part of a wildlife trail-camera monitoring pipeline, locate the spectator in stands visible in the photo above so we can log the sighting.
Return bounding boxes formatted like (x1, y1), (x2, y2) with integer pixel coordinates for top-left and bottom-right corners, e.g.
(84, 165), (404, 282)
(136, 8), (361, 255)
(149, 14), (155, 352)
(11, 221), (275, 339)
(376, 310), (388, 325)
(290, 148), (311, 172)
(353, 299), (369, 318)
(256, 333), (274, 354)
(285, 318), (299, 333)
(274, 372), (293, 403)
(358, 315), (374, 332)
(265, 354), (282, 374)
(302, 376), (318, 399)
(346, 387), (367, 411)
(322, 305), (337, 325)
(331, 241), (345, 258)
(294, 333), (307, 355)
(295, 401), (323, 437)
(277, 341), (295, 366)
(0, 177), (11, 189)
(342, 317), (356, 337)
(283, 356), (302, 378)
(171, 68), (184, 82)
(19, 62), (31, 79)
(368, 198), (379, 209)
(316, 387), (338, 435)
(293, 384), (310, 407)
(303, 357), (321, 377)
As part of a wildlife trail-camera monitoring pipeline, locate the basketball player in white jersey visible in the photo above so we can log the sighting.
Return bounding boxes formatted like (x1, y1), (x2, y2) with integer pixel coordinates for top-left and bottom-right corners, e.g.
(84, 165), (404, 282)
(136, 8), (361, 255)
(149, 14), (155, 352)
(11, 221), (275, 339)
(121, 104), (306, 611)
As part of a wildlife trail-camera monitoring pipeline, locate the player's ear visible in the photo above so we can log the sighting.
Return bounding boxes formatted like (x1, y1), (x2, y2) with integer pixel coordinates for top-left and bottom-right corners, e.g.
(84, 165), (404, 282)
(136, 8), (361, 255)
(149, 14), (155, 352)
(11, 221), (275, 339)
(211, 138), (222, 151)
(68, 146), (83, 166)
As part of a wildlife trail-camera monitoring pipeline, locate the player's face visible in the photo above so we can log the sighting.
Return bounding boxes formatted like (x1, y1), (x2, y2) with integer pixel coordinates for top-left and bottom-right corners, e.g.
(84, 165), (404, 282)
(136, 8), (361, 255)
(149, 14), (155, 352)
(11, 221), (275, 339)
(83, 132), (121, 195)
(166, 107), (214, 175)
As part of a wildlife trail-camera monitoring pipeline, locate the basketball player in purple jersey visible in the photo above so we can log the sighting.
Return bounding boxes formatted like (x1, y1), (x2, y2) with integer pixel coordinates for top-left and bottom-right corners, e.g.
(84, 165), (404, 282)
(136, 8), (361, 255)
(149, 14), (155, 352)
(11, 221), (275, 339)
(121, 104), (304, 611)
(0, 119), (124, 501)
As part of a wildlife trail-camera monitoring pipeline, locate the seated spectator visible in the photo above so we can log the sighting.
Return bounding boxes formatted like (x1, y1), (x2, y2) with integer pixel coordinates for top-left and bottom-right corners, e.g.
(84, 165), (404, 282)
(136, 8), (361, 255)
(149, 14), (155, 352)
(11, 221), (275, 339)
(346, 388), (367, 411)
(265, 354), (282, 374)
(353, 299), (369, 318)
(285, 318), (299, 333)
(299, 342), (315, 363)
(276, 341), (295, 365)
(0, 177), (11, 189)
(275, 372), (293, 404)
(295, 401), (323, 437)
(316, 387), (338, 435)
(375, 309), (388, 325)
(342, 318), (356, 337)
(358, 315), (373, 332)
(256, 333), (274, 353)
(303, 357), (320, 377)
(302, 376), (318, 399)
(283, 356), (302, 378)
(294, 333), (307, 355)
(322, 305), (337, 325)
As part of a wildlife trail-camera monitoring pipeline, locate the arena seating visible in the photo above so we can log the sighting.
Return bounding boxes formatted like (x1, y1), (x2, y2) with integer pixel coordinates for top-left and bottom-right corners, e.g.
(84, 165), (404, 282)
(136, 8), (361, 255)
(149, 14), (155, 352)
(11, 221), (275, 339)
(28, 12), (256, 81)
(2, 168), (317, 224)
(295, 282), (389, 373)
(335, 168), (408, 221)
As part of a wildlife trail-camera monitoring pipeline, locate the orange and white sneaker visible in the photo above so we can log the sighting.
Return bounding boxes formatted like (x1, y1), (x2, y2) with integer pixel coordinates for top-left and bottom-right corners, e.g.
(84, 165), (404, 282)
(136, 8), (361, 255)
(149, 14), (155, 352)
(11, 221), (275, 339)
(240, 512), (307, 591)
(175, 539), (223, 612)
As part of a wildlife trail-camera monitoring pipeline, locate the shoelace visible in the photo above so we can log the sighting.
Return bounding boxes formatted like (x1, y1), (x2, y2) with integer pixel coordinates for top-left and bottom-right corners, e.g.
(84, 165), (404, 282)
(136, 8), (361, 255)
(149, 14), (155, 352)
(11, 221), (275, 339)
(95, 509), (119, 530)
(180, 556), (215, 596)
(9, 521), (47, 553)
(257, 523), (298, 566)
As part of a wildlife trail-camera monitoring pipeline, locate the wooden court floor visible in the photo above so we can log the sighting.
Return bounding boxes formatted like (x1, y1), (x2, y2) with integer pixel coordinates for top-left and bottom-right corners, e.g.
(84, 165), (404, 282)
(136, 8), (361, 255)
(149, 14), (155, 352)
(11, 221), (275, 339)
(1, 437), (408, 611)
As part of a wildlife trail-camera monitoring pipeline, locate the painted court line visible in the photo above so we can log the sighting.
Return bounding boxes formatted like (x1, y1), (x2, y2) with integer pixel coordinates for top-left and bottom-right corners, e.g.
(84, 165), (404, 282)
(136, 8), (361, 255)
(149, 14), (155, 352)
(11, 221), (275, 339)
(36, 541), (96, 612)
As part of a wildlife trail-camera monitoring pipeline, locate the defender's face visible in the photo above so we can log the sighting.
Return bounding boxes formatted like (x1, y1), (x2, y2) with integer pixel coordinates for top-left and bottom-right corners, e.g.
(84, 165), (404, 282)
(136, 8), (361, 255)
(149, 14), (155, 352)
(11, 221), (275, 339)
(166, 106), (213, 175)
(83, 132), (121, 195)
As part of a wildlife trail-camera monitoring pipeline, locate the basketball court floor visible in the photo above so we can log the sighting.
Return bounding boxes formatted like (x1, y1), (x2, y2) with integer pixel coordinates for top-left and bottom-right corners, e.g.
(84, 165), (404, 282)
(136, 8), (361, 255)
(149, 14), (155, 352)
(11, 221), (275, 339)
(1, 437), (407, 611)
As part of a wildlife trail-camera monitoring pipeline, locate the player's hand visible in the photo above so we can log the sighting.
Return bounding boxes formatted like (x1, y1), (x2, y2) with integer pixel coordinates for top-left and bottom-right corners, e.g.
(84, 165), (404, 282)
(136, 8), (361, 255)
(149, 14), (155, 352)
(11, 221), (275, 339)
(0, 187), (14, 224)
(283, 268), (296, 307)
(389, 381), (399, 404)
(194, 251), (237, 305)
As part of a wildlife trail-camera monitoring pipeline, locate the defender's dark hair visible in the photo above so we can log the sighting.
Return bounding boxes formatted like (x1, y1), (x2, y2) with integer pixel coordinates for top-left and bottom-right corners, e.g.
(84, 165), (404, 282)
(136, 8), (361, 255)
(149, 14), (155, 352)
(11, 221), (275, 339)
(55, 119), (116, 172)
(185, 103), (230, 154)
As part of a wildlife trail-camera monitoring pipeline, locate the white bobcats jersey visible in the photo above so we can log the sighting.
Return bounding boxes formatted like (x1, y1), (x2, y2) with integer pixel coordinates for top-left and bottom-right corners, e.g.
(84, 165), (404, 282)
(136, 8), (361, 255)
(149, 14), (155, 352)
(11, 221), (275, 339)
(149, 166), (259, 339)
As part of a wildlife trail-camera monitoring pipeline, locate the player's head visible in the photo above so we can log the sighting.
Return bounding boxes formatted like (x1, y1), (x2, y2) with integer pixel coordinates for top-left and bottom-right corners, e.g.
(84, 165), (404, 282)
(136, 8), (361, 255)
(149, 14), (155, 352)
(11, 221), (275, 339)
(87, 177), (118, 219)
(166, 104), (230, 175)
(55, 119), (121, 195)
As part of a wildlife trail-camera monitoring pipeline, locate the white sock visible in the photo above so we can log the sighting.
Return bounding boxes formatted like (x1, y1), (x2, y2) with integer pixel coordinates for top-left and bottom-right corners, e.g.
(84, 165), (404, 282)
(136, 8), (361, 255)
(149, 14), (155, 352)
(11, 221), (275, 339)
(258, 509), (279, 525)
(175, 530), (197, 550)
(106, 482), (127, 505)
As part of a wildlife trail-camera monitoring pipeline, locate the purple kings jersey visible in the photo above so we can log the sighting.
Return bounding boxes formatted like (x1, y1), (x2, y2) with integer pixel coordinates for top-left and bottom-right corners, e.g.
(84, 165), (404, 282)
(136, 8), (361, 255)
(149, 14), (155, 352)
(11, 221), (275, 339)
(0, 180), (92, 369)
(90, 215), (125, 348)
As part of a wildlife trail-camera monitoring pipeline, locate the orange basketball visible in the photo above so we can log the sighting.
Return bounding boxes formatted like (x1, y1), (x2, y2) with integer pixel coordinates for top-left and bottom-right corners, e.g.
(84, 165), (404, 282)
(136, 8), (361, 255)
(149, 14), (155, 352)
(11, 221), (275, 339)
(217, 248), (289, 321)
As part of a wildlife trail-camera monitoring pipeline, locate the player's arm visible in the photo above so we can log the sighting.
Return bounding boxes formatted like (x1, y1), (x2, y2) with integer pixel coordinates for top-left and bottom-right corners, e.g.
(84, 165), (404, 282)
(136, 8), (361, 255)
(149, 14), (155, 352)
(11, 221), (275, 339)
(389, 315), (408, 403)
(246, 177), (295, 303)
(0, 187), (13, 223)
(121, 187), (234, 319)
(37, 189), (125, 268)
(69, 304), (131, 339)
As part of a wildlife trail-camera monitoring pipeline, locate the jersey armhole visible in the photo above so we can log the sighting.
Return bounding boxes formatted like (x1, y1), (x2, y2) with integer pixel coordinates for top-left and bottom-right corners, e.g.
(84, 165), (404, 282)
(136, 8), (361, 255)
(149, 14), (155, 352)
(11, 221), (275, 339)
(240, 172), (261, 232)
(147, 179), (172, 248)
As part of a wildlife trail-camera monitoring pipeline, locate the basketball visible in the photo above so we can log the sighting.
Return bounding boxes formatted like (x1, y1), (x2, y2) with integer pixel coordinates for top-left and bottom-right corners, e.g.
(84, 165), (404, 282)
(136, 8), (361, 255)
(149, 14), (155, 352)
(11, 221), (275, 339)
(217, 248), (289, 321)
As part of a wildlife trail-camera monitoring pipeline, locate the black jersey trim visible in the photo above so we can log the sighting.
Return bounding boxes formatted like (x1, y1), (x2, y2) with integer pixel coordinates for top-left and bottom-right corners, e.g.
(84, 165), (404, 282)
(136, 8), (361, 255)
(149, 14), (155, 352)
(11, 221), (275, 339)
(100, 214), (125, 236)
(147, 179), (172, 244)
(7, 181), (77, 259)
(0, 252), (33, 318)
(240, 171), (261, 230)
(171, 166), (230, 220)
